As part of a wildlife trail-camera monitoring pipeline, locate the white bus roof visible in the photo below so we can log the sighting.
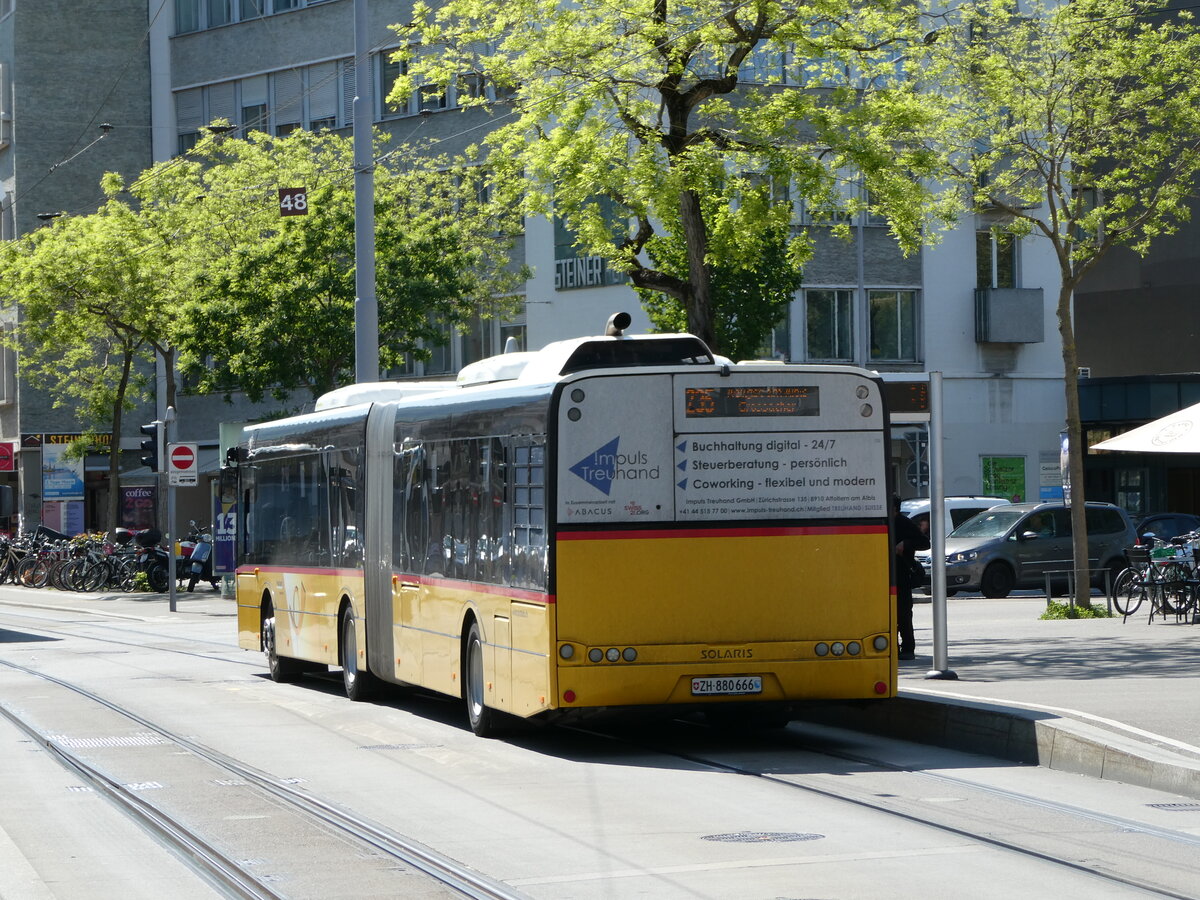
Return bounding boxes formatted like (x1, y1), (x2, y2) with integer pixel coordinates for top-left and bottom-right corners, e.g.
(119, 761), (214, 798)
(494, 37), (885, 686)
(314, 380), (457, 411)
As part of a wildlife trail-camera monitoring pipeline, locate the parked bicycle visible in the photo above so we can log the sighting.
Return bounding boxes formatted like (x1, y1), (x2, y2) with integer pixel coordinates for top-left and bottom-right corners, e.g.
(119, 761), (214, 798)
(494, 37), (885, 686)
(1111, 533), (1199, 622)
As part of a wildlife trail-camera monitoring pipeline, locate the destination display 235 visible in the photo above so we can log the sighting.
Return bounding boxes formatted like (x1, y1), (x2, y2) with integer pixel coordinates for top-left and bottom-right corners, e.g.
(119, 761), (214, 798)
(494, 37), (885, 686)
(684, 385), (819, 418)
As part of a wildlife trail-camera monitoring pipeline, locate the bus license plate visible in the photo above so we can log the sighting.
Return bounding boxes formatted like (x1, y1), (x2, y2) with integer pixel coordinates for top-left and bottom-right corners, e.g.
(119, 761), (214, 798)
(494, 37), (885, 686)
(691, 676), (762, 696)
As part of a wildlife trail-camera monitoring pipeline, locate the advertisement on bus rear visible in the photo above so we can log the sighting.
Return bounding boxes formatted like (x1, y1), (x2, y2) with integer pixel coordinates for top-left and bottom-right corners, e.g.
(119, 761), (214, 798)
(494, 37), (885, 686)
(557, 373), (889, 523)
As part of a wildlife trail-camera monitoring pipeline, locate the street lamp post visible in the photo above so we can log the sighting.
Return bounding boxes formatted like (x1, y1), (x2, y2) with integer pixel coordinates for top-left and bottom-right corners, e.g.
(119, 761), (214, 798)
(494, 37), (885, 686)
(353, 0), (379, 384)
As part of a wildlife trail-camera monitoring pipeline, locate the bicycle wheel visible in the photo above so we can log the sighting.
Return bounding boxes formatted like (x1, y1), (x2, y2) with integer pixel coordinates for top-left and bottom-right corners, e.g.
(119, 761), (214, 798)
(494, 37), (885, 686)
(61, 558), (88, 591)
(116, 558), (137, 592)
(1111, 567), (1145, 617)
(26, 559), (51, 589)
(1158, 562), (1190, 615)
(80, 560), (109, 592)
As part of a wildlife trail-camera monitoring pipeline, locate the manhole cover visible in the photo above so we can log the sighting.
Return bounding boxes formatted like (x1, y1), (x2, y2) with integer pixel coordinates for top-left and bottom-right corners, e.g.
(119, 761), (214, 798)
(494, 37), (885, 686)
(50, 733), (168, 749)
(701, 832), (824, 843)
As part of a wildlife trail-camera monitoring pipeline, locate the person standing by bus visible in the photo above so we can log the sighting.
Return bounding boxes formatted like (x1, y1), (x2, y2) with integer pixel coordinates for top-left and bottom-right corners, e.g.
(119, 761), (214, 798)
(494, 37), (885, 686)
(893, 495), (929, 660)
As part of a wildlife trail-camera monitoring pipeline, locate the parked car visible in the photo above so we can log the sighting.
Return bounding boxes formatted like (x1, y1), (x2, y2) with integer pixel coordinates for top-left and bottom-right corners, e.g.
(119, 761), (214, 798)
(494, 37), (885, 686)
(901, 495), (1011, 537)
(915, 501), (1136, 598)
(1134, 512), (1200, 545)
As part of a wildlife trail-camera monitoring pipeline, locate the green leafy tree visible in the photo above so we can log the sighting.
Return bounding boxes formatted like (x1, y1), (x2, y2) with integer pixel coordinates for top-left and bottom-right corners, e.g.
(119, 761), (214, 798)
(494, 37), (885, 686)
(930, 0), (1200, 605)
(638, 220), (801, 360)
(132, 129), (526, 403)
(0, 191), (165, 530)
(395, 0), (954, 355)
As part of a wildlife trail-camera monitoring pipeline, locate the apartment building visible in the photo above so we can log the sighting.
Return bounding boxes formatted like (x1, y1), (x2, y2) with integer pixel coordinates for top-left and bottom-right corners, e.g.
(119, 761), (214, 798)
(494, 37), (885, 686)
(0, 0), (1071, 534)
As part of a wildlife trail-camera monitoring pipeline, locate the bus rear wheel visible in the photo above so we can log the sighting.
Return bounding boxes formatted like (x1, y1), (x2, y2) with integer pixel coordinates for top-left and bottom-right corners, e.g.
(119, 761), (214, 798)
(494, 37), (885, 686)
(264, 601), (303, 683)
(464, 620), (497, 737)
(340, 609), (375, 701)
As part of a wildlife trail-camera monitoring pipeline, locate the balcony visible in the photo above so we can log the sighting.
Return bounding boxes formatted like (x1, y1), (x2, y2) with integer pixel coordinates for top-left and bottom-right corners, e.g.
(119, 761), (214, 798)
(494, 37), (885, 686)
(975, 288), (1044, 343)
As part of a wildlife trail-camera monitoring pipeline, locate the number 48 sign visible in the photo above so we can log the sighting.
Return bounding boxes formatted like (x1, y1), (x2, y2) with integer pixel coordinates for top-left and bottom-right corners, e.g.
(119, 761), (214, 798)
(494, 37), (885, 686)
(279, 187), (308, 216)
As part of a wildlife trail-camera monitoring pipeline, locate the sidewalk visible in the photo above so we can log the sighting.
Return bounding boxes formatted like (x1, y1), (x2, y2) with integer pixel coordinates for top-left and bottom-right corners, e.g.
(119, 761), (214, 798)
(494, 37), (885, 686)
(4, 586), (1200, 797)
(802, 594), (1200, 798)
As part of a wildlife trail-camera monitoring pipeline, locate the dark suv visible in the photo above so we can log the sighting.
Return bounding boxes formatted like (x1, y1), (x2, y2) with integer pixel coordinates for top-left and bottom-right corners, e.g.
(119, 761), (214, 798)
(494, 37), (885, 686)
(917, 501), (1135, 598)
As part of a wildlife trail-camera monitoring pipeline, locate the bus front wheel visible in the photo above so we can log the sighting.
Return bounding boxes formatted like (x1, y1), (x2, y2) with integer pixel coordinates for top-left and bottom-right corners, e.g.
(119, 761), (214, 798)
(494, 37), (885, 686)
(264, 601), (303, 683)
(340, 608), (375, 701)
(464, 620), (497, 737)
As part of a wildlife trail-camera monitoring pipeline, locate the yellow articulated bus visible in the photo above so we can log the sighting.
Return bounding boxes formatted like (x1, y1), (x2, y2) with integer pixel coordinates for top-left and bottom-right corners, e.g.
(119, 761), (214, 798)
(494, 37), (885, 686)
(232, 315), (896, 736)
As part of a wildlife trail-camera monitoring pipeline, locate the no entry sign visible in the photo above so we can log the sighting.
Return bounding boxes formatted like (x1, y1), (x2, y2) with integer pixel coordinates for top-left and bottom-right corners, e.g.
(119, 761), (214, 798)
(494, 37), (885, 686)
(169, 443), (198, 486)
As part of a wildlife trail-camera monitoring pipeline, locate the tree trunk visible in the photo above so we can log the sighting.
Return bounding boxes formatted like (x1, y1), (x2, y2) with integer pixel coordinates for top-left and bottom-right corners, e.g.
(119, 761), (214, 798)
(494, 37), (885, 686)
(679, 188), (715, 350)
(1056, 283), (1091, 607)
(106, 347), (136, 533)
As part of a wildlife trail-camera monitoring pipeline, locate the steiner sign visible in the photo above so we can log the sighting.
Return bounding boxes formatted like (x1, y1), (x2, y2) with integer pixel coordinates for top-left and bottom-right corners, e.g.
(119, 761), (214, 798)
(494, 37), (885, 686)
(675, 431), (888, 521)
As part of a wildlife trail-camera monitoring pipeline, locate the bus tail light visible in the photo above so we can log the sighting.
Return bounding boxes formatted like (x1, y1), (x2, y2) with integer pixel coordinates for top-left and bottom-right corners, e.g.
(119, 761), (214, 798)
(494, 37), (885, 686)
(873, 636), (889, 652)
(581, 646), (638, 663)
(563, 690), (577, 703)
(559, 644), (575, 660)
(874, 681), (888, 694)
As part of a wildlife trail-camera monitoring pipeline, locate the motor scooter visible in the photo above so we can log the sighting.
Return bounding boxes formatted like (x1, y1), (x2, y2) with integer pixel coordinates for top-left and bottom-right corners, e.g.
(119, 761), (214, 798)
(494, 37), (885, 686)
(185, 529), (219, 592)
(133, 528), (170, 593)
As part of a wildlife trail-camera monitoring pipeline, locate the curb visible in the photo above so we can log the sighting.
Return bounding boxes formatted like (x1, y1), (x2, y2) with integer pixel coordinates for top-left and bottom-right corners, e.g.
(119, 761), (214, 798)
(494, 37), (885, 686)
(795, 694), (1200, 799)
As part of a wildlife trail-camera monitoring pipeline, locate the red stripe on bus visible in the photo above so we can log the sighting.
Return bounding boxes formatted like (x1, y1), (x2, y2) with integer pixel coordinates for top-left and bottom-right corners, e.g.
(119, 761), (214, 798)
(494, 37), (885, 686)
(555, 524), (889, 541)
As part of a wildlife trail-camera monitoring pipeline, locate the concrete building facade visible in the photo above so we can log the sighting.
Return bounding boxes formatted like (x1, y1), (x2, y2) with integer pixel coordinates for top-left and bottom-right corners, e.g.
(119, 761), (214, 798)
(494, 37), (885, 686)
(0, 0), (1071, 536)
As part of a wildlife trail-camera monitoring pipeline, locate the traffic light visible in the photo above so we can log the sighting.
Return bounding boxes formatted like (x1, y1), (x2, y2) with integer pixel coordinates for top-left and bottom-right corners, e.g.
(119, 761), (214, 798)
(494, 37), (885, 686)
(139, 421), (163, 472)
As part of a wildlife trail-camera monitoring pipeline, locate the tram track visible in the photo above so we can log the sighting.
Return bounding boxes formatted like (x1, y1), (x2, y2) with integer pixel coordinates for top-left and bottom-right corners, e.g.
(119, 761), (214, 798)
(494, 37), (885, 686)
(6, 601), (1200, 897)
(566, 719), (1200, 899)
(0, 657), (527, 900)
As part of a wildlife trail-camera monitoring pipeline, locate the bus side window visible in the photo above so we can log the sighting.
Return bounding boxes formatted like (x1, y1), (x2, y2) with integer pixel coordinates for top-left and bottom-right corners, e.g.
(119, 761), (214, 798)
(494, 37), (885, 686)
(330, 448), (361, 568)
(426, 443), (450, 577)
(512, 439), (547, 590)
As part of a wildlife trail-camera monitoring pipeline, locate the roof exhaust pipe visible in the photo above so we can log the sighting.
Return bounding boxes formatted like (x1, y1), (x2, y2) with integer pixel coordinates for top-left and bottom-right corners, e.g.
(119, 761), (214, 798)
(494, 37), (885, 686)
(605, 311), (632, 337)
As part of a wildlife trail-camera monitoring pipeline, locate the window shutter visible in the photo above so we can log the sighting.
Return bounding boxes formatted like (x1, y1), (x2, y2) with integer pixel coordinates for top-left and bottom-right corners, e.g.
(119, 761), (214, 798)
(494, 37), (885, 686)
(341, 59), (356, 121)
(274, 68), (303, 126)
(308, 61), (337, 123)
(207, 81), (236, 127)
(175, 88), (203, 133)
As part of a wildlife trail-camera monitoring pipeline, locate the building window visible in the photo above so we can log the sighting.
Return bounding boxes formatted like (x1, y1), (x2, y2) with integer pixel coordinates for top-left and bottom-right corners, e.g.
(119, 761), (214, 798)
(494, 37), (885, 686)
(177, 0), (336, 34)
(177, 131), (201, 154)
(206, 0), (232, 26)
(176, 0), (202, 33)
(868, 289), (918, 362)
(378, 54), (406, 119)
(500, 319), (527, 353)
(0, 193), (12, 242)
(756, 316), (791, 361)
(976, 230), (1016, 289)
(805, 289), (853, 360)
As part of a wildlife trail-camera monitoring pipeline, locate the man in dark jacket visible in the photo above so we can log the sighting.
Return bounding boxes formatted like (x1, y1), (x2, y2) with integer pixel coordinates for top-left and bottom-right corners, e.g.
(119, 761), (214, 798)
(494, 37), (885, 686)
(893, 496), (930, 660)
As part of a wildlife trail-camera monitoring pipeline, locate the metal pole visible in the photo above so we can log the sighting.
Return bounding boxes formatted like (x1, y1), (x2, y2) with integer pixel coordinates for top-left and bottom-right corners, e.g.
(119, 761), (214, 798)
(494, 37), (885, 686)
(353, 0), (379, 384)
(165, 406), (177, 613)
(926, 371), (957, 680)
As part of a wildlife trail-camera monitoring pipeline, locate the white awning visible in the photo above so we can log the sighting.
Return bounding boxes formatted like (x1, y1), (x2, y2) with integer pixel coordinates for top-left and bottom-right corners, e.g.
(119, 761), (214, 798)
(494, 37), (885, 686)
(1091, 402), (1200, 453)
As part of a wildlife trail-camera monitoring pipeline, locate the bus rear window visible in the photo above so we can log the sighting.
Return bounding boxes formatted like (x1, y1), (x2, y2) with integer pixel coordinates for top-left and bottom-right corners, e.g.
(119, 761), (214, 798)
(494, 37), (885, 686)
(558, 337), (714, 374)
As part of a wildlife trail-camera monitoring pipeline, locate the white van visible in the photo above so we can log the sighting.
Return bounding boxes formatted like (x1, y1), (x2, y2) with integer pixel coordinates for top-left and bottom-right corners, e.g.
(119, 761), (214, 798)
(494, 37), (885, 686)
(900, 496), (1011, 538)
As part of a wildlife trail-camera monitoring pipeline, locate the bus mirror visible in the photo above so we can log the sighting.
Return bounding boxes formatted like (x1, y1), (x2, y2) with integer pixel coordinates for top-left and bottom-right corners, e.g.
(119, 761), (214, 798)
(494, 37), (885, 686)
(218, 466), (237, 503)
